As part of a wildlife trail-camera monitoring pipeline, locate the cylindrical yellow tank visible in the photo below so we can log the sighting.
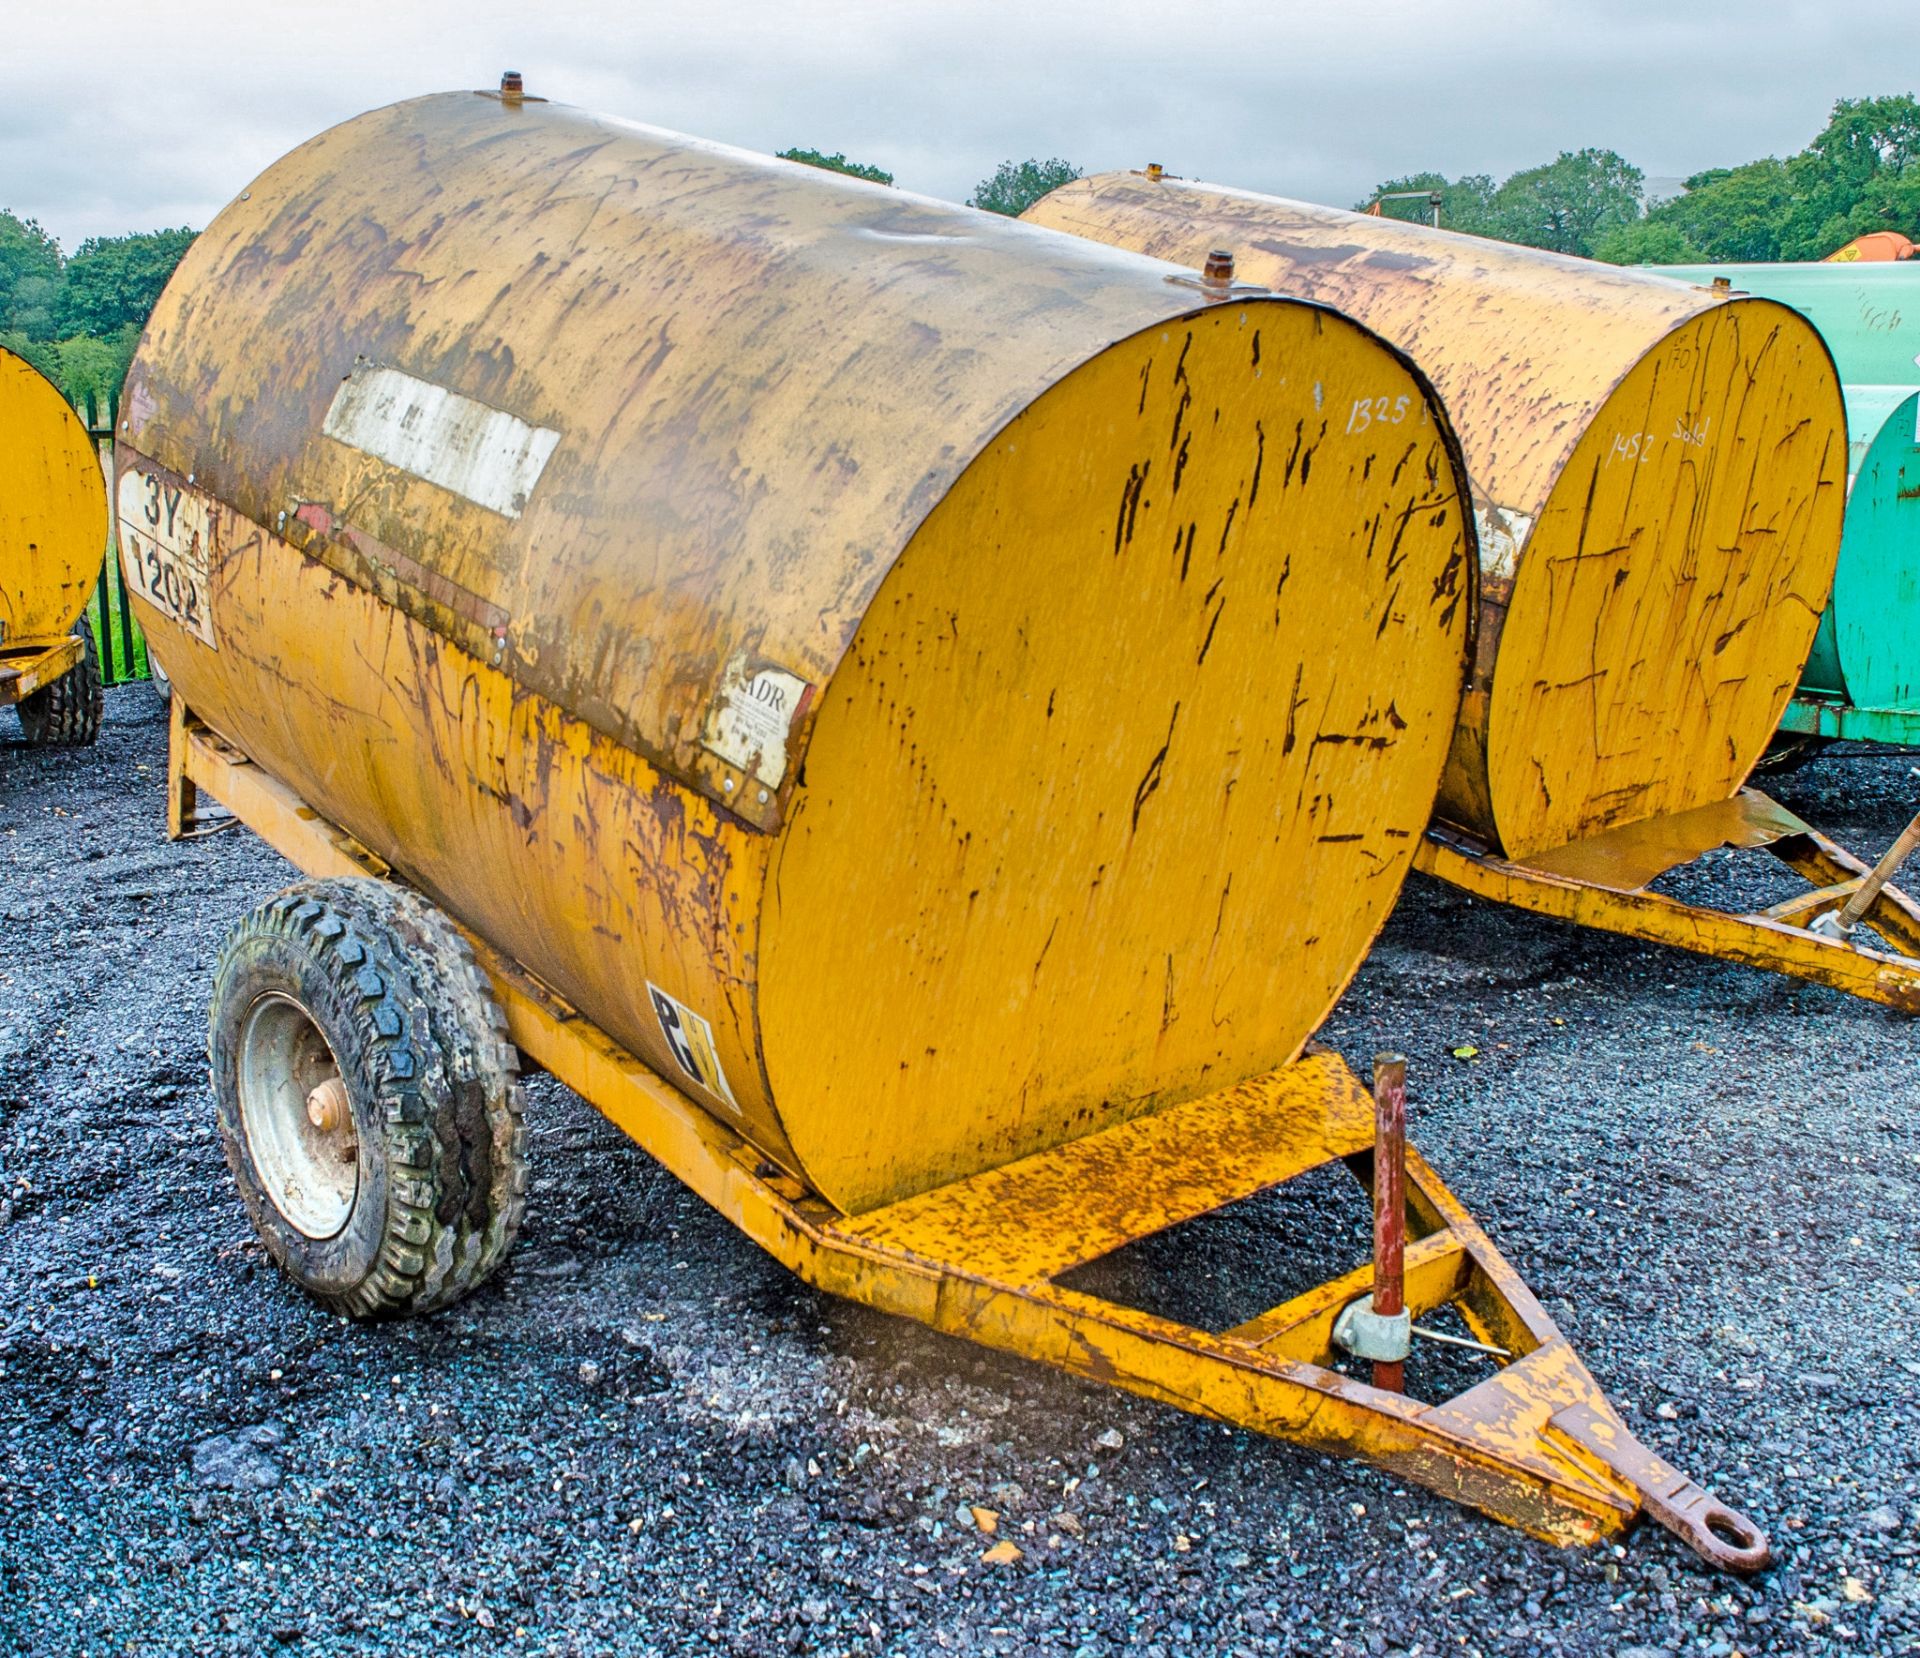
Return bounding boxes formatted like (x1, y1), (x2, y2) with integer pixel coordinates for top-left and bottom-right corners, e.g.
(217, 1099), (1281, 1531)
(121, 91), (1475, 1212)
(1026, 174), (1849, 861)
(2, 346), (105, 654)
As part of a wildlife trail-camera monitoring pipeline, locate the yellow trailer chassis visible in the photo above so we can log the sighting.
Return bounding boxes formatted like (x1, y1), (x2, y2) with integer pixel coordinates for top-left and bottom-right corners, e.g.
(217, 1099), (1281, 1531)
(0, 634), (82, 708)
(1416, 792), (1920, 1013)
(169, 700), (1769, 1573)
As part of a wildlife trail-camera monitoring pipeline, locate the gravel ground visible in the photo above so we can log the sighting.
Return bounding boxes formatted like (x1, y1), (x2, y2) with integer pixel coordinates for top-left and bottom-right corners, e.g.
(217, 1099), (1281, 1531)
(3, 690), (1918, 1658)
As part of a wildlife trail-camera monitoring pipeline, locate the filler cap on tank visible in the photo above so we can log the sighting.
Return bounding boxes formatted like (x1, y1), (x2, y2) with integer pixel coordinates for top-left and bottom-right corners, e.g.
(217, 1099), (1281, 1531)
(1166, 245), (1268, 303)
(484, 70), (545, 106)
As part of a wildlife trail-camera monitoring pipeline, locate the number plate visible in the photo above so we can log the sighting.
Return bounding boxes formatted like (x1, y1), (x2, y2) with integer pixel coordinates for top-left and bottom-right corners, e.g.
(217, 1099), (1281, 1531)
(118, 466), (217, 649)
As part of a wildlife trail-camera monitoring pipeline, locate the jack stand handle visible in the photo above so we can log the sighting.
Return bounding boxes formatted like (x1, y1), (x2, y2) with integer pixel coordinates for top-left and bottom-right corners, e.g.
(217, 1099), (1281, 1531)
(1832, 792), (1920, 937)
(1371, 1053), (1408, 1394)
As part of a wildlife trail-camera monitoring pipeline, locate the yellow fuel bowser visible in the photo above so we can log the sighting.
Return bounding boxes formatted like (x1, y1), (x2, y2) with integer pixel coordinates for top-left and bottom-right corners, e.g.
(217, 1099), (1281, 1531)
(2, 346), (106, 746)
(1026, 171), (1920, 1012)
(130, 84), (1765, 1569)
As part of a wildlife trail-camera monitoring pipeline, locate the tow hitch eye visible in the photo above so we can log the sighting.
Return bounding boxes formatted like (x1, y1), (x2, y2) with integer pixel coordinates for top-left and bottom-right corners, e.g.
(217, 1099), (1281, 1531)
(1547, 1402), (1773, 1574)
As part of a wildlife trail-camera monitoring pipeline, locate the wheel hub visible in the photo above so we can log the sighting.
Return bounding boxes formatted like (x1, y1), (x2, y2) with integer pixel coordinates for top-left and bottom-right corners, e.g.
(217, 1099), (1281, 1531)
(305, 1075), (349, 1133)
(236, 993), (359, 1239)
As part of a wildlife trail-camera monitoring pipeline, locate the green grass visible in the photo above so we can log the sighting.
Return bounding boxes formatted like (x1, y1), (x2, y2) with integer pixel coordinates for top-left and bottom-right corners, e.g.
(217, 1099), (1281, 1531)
(83, 536), (151, 685)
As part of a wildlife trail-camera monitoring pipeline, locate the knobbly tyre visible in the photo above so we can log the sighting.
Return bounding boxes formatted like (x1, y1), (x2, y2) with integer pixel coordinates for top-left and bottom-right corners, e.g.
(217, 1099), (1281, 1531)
(1, 345), (106, 748)
(129, 78), (1760, 1570)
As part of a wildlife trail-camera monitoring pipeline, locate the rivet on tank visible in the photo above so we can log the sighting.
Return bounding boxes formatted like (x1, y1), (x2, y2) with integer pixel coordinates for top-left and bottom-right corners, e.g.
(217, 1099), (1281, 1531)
(131, 79), (1765, 1567)
(1, 346), (108, 749)
(1025, 168), (1920, 1010)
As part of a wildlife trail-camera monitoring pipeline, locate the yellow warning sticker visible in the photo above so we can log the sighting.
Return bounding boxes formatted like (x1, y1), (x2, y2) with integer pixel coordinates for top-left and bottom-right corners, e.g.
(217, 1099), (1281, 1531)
(646, 982), (740, 1113)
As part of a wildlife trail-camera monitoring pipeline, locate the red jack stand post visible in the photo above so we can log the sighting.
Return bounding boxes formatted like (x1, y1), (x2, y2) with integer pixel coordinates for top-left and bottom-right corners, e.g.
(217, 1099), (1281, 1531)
(1329, 1051), (1414, 1388)
(1370, 1052), (1408, 1394)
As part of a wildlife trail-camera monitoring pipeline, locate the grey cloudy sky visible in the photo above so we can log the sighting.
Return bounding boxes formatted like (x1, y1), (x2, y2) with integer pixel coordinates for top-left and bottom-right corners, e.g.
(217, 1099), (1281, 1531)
(7, 0), (1917, 248)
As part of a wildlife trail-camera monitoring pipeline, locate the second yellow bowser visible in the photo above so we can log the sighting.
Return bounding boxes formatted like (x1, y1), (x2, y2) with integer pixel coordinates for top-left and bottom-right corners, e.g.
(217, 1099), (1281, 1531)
(1027, 171), (1920, 1011)
(2, 345), (107, 747)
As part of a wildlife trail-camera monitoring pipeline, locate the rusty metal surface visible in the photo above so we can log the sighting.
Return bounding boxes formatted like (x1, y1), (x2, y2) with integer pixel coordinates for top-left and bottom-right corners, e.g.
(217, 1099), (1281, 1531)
(125, 91), (1479, 1213)
(1780, 691), (1920, 745)
(126, 92), (1433, 829)
(1547, 1402), (1770, 1574)
(1025, 172), (1849, 862)
(1, 346), (106, 650)
(1775, 828), (1920, 958)
(1368, 1053), (1409, 1394)
(835, 1048), (1377, 1286)
(1232, 1230), (1467, 1358)
(1812, 804), (1920, 938)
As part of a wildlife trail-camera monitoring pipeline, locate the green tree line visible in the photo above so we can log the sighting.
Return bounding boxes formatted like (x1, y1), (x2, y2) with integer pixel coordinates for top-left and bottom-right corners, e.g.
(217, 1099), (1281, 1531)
(776, 147), (895, 186)
(1363, 95), (1920, 264)
(781, 146), (1082, 216)
(0, 216), (196, 413)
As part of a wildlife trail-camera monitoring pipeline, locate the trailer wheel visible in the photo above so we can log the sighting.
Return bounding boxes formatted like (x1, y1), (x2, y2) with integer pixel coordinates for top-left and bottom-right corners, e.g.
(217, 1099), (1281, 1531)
(209, 878), (527, 1318)
(309, 880), (528, 1312)
(17, 628), (103, 746)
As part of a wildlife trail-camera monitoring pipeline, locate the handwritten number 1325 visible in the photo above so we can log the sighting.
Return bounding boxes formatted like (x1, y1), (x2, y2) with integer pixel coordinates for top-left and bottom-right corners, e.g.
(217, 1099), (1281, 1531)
(1345, 394), (1416, 435)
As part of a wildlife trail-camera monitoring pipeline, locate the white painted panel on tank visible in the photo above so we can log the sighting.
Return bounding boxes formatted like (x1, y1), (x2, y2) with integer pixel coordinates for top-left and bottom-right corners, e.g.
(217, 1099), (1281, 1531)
(321, 364), (560, 519)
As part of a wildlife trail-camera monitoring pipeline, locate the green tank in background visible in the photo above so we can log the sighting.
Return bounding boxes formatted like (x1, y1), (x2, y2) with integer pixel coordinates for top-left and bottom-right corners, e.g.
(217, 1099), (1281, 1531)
(1653, 263), (1920, 748)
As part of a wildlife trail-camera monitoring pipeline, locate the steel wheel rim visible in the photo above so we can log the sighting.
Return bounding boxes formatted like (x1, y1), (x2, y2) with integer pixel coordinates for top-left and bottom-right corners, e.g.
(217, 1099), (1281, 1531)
(236, 992), (358, 1239)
